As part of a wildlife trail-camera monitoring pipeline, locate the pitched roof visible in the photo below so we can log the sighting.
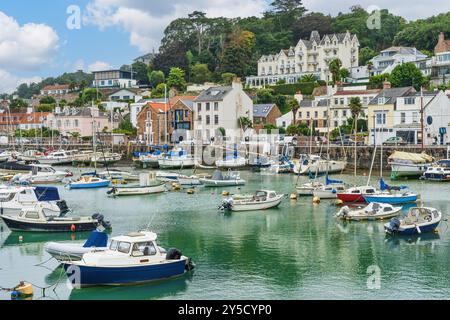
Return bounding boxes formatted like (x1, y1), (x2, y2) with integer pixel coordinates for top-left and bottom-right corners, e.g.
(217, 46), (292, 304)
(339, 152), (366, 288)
(369, 87), (415, 105)
(194, 86), (233, 102)
(42, 84), (70, 91)
(334, 89), (380, 96)
(254, 104), (276, 118)
(147, 102), (170, 113)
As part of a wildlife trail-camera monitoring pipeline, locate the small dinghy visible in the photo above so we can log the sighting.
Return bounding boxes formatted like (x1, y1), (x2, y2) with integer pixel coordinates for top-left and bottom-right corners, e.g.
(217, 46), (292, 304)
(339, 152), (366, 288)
(0, 204), (112, 232)
(200, 170), (245, 187)
(68, 176), (111, 189)
(219, 190), (284, 212)
(385, 207), (442, 235)
(62, 231), (195, 287)
(335, 203), (402, 221)
(107, 172), (167, 196)
(45, 229), (109, 262)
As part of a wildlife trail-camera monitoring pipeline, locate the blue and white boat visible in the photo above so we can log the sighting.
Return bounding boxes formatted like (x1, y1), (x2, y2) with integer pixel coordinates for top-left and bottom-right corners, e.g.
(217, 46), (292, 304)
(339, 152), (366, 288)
(158, 148), (195, 169)
(363, 178), (418, 204)
(385, 207), (442, 235)
(62, 231), (194, 287)
(68, 176), (111, 189)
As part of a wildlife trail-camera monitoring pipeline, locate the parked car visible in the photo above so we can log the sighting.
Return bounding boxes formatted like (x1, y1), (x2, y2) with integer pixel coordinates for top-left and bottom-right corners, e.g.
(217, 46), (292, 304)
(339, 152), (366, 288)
(383, 137), (406, 146)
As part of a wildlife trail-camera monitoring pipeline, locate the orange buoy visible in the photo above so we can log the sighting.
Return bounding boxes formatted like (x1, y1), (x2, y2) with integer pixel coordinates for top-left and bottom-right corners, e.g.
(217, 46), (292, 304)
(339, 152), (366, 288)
(70, 224), (76, 232)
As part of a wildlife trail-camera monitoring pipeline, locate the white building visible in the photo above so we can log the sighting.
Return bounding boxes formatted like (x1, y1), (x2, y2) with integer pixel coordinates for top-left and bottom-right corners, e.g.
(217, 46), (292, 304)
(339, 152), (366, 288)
(370, 47), (428, 76)
(330, 86), (380, 129)
(193, 79), (253, 141)
(246, 30), (359, 88)
(108, 89), (139, 101)
(92, 70), (138, 88)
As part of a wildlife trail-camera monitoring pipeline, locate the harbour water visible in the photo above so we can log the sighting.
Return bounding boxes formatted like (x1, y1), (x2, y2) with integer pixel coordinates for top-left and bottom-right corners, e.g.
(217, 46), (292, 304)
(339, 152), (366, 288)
(1, 168), (450, 300)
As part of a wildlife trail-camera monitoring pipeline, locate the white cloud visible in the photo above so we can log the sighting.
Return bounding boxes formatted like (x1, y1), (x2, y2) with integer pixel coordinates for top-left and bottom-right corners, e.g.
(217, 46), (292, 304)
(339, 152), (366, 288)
(0, 11), (59, 71)
(0, 69), (41, 94)
(88, 61), (113, 72)
(74, 59), (85, 71)
(83, 0), (268, 52)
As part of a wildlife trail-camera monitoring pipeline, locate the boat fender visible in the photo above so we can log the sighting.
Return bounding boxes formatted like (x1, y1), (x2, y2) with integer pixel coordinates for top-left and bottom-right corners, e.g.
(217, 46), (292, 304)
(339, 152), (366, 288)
(335, 199), (344, 206)
(313, 196), (321, 204)
(70, 224), (76, 232)
(290, 193), (298, 200)
(166, 248), (182, 260)
(187, 189), (195, 195)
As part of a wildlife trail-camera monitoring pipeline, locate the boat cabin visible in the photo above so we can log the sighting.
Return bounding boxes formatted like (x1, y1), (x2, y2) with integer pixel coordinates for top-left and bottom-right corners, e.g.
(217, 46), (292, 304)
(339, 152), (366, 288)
(0, 186), (60, 203)
(347, 186), (377, 194)
(253, 190), (278, 201)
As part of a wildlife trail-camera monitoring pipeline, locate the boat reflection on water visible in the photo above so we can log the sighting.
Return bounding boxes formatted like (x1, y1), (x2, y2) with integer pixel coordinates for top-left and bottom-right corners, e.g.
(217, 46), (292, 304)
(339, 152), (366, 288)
(385, 232), (441, 248)
(1, 231), (93, 247)
(67, 272), (194, 300)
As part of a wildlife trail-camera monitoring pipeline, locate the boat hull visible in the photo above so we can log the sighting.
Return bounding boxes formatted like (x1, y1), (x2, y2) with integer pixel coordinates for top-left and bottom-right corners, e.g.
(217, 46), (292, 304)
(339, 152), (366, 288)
(69, 181), (111, 189)
(158, 159), (195, 169)
(0, 216), (99, 232)
(45, 243), (107, 262)
(385, 221), (440, 235)
(390, 162), (428, 180)
(231, 197), (283, 212)
(200, 179), (246, 187)
(336, 193), (366, 203)
(110, 184), (166, 196)
(364, 194), (417, 204)
(63, 259), (187, 286)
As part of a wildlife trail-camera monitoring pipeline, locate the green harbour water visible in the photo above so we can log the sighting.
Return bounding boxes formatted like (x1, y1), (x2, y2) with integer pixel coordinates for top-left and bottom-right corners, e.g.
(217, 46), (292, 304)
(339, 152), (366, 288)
(1, 167), (450, 300)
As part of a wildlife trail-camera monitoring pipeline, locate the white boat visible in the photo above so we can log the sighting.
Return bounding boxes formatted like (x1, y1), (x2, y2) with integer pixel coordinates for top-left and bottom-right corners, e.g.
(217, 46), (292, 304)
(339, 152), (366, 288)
(98, 169), (139, 181)
(139, 151), (163, 168)
(156, 171), (180, 182)
(294, 155), (346, 175)
(200, 170), (246, 187)
(0, 185), (64, 215)
(19, 150), (46, 162)
(177, 174), (205, 186)
(389, 151), (434, 180)
(220, 190), (284, 212)
(421, 159), (450, 182)
(39, 150), (73, 165)
(61, 231), (194, 286)
(91, 153), (122, 165)
(45, 230), (109, 262)
(107, 183), (166, 196)
(336, 202), (402, 221)
(158, 149), (195, 169)
(12, 165), (70, 184)
(296, 181), (324, 196)
(216, 156), (247, 169)
(313, 184), (346, 199)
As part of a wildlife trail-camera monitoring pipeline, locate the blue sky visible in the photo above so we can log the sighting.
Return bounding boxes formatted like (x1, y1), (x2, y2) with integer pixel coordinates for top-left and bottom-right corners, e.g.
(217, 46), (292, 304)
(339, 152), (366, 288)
(0, 0), (449, 93)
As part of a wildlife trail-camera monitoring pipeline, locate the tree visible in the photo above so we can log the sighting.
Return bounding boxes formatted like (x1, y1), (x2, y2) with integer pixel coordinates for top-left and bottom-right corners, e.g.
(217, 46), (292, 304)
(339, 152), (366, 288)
(81, 88), (102, 103)
(36, 104), (54, 112)
(287, 98), (300, 125)
(152, 40), (189, 75)
(238, 117), (253, 132)
(339, 68), (350, 81)
(369, 73), (390, 89)
(292, 12), (332, 42)
(114, 118), (137, 136)
(39, 96), (56, 105)
(298, 74), (317, 83)
(152, 83), (167, 98)
(349, 97), (363, 121)
(9, 99), (28, 110)
(132, 62), (150, 85)
(267, 0), (307, 32)
(328, 58), (343, 84)
(219, 30), (256, 77)
(148, 70), (165, 88)
(191, 63), (212, 84)
(359, 47), (378, 66)
(389, 63), (426, 90)
(166, 67), (187, 91)
(256, 88), (274, 103)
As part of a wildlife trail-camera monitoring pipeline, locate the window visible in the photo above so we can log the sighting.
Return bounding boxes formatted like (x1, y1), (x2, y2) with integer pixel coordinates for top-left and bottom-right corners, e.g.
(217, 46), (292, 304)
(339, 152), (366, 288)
(306, 111), (310, 118)
(25, 211), (39, 219)
(110, 240), (119, 251)
(206, 103), (210, 111)
(74, 120), (79, 127)
(314, 111), (318, 118)
(117, 242), (131, 254)
(343, 110), (347, 117)
(323, 111), (328, 118)
(65, 120), (70, 128)
(214, 102), (219, 111)
(198, 115), (202, 122)
(340, 98), (344, 105)
(185, 110), (189, 118)
(376, 112), (386, 125)
(334, 110), (338, 117)
(299, 112), (302, 118)
(412, 112), (419, 123)
(334, 121), (338, 127)
(214, 115), (219, 125)
(206, 115), (210, 125)
(197, 103), (202, 112)
(404, 97), (415, 105)
(335, 99), (339, 105)
(400, 112), (406, 124)
(132, 242), (157, 257)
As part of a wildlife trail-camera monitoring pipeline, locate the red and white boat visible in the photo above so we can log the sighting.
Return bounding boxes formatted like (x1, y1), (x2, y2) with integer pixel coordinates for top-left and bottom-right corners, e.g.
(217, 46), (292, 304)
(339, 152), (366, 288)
(337, 186), (379, 203)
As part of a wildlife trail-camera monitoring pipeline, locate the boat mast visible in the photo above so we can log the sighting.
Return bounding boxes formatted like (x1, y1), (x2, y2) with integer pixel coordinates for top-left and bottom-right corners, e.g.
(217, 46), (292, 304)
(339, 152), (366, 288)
(420, 87), (424, 151)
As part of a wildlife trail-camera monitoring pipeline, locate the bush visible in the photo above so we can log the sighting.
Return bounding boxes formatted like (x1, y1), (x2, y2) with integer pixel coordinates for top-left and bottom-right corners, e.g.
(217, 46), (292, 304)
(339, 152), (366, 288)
(270, 82), (317, 95)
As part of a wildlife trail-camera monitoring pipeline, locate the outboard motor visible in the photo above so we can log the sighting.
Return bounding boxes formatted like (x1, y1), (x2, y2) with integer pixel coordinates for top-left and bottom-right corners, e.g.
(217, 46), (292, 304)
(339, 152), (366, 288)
(106, 187), (117, 195)
(92, 213), (112, 230)
(218, 198), (233, 211)
(386, 218), (401, 234)
(166, 248), (182, 260)
(185, 258), (195, 271)
(57, 200), (70, 216)
(337, 206), (350, 218)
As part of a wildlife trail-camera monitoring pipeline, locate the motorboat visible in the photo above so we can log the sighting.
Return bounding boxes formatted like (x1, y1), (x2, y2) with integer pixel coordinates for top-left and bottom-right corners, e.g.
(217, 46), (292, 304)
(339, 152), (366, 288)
(388, 151), (433, 180)
(107, 183), (166, 196)
(98, 169), (139, 181)
(1, 204), (111, 232)
(68, 176), (111, 189)
(216, 155), (247, 169)
(363, 179), (418, 205)
(62, 231), (194, 287)
(139, 150), (163, 168)
(39, 150), (74, 165)
(91, 152), (122, 165)
(45, 230), (109, 262)
(294, 155), (346, 175)
(337, 186), (379, 203)
(296, 181), (324, 196)
(12, 165), (71, 184)
(199, 170), (245, 187)
(156, 171), (180, 182)
(177, 174), (209, 186)
(71, 150), (95, 165)
(421, 159), (450, 182)
(385, 207), (442, 235)
(158, 149), (195, 169)
(219, 190), (284, 212)
(335, 203), (402, 221)
(0, 185), (66, 215)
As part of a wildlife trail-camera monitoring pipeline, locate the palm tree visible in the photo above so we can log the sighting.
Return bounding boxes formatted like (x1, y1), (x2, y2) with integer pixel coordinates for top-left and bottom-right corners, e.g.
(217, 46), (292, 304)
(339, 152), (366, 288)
(349, 97), (362, 176)
(238, 117), (253, 133)
(288, 98), (300, 125)
(329, 58), (342, 84)
(298, 74), (317, 83)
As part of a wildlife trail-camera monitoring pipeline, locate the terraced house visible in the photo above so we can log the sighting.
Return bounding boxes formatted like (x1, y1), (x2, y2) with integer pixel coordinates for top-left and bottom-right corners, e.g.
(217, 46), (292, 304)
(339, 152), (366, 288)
(246, 30), (359, 87)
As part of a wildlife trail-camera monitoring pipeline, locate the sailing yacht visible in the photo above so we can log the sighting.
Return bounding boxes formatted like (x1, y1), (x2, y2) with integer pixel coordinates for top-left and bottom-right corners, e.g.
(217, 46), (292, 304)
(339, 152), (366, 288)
(293, 154), (346, 175)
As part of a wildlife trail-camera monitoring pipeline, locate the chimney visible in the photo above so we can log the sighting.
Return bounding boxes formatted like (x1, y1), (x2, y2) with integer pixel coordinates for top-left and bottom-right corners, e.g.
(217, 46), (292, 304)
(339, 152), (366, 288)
(26, 107), (33, 114)
(383, 81), (391, 89)
(439, 32), (445, 43)
(232, 77), (243, 91)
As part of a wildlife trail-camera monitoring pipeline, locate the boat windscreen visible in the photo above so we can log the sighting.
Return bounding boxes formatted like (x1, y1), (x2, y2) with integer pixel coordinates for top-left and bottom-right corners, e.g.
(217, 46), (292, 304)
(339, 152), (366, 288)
(34, 186), (61, 201)
(212, 170), (224, 180)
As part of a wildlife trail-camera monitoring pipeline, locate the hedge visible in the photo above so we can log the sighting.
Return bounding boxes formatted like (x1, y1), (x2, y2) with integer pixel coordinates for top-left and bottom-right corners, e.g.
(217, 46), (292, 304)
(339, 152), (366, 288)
(269, 82), (317, 95)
